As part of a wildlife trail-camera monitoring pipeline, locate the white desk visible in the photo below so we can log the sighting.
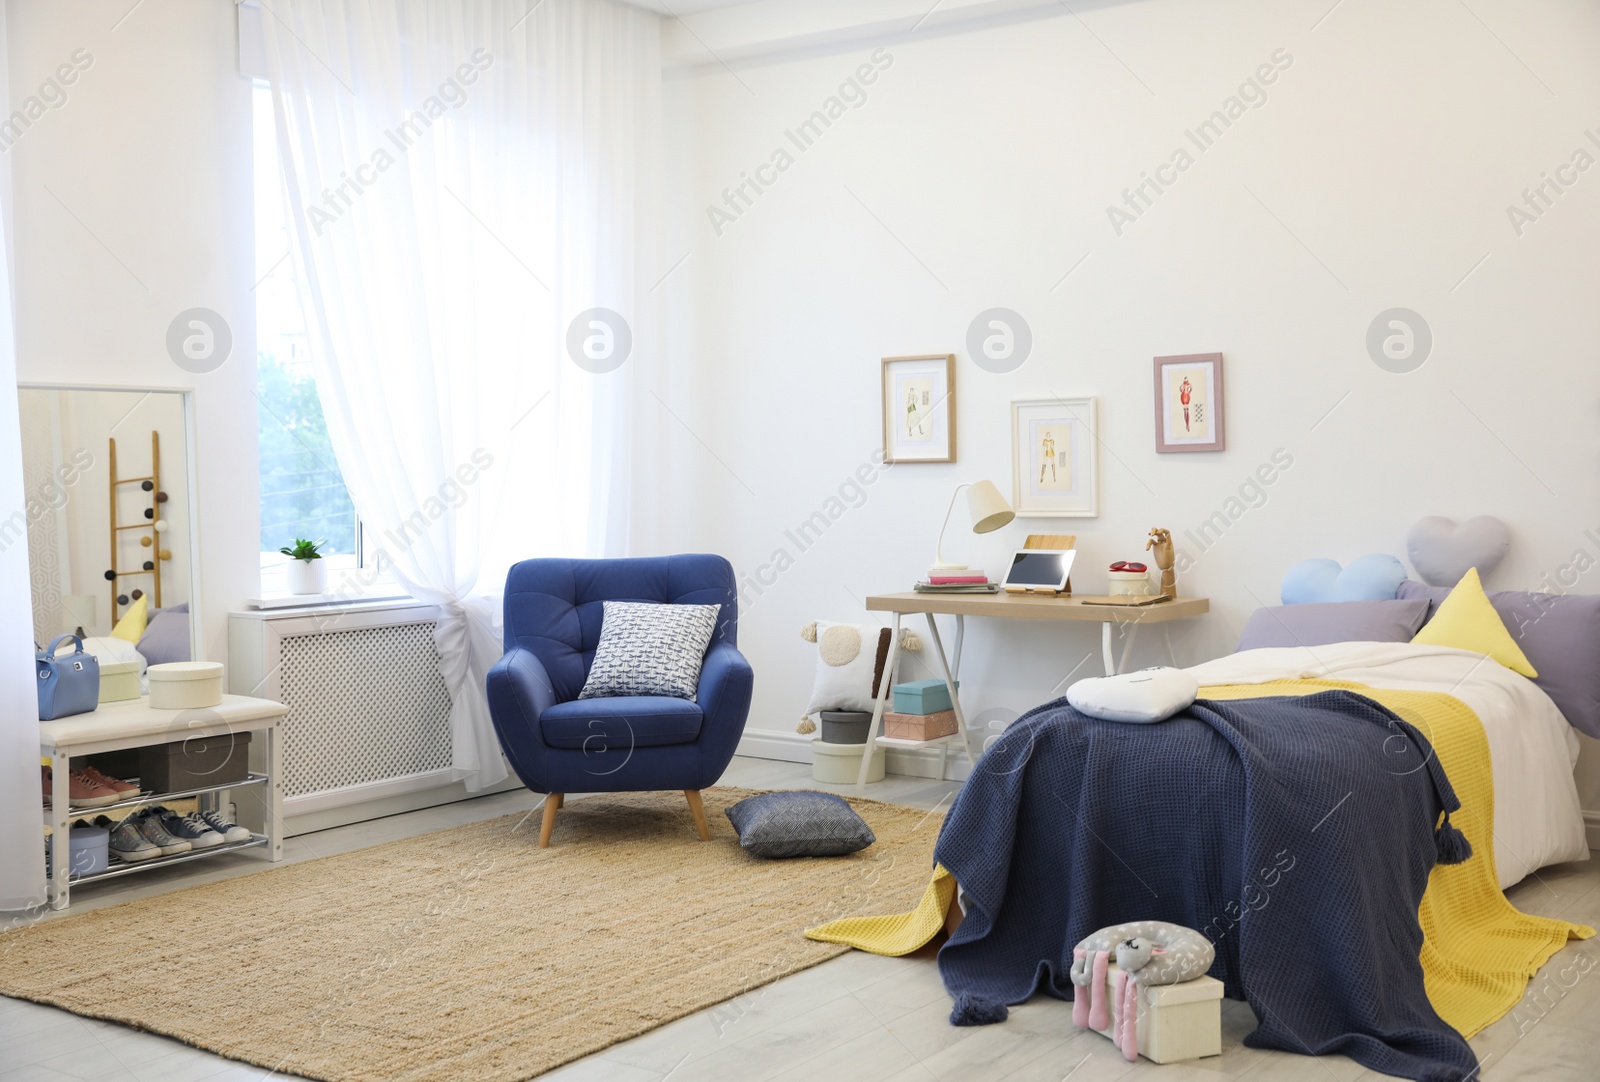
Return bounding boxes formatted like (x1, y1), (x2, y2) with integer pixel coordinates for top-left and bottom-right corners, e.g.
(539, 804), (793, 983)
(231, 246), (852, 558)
(41, 694), (288, 909)
(856, 592), (1211, 794)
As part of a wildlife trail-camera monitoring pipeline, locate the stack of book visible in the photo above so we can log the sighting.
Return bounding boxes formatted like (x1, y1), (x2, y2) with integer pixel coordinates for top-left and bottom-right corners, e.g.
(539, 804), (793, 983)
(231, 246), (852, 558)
(914, 572), (999, 594)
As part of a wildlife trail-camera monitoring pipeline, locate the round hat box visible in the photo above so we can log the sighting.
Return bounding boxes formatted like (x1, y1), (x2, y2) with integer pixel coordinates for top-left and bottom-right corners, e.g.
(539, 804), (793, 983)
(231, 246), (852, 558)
(148, 661), (225, 710)
(812, 736), (885, 784)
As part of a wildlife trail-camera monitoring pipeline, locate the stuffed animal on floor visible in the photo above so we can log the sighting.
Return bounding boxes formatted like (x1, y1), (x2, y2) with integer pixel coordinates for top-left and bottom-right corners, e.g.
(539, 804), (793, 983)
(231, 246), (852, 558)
(796, 621), (921, 734)
(1069, 920), (1214, 1062)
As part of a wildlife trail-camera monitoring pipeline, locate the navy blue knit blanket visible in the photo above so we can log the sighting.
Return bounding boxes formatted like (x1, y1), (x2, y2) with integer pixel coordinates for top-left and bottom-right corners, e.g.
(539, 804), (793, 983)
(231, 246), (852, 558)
(934, 690), (1478, 1082)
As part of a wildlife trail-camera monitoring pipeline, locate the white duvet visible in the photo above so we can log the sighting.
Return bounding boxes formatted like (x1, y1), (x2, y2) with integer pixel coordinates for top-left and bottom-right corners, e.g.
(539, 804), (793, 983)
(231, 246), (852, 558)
(1186, 641), (1588, 890)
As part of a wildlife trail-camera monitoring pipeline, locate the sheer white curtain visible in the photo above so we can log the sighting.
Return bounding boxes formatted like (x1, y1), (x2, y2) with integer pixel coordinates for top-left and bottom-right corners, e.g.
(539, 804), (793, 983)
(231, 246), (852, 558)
(261, 0), (658, 791)
(0, 0), (47, 914)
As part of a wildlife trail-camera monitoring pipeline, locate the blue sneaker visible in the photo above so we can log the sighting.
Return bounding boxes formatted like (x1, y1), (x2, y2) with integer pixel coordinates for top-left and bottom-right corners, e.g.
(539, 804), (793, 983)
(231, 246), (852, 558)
(197, 810), (251, 843)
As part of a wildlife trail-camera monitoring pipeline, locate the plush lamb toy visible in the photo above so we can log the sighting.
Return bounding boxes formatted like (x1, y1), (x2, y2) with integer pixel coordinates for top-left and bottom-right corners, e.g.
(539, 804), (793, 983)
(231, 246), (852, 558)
(1069, 921), (1214, 1062)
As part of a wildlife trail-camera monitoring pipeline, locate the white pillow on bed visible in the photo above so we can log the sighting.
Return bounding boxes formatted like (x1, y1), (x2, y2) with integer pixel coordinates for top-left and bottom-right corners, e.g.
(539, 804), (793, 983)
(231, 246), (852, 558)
(1068, 667), (1198, 723)
(79, 635), (147, 675)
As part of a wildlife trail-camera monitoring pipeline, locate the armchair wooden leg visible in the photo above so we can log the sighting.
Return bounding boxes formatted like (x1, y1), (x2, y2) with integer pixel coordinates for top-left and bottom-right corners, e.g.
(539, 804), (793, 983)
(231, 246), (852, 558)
(684, 789), (711, 841)
(539, 793), (562, 848)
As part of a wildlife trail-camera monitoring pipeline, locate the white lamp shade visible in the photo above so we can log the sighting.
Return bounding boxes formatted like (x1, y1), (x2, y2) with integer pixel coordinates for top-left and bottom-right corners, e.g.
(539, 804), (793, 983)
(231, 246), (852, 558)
(966, 480), (1014, 534)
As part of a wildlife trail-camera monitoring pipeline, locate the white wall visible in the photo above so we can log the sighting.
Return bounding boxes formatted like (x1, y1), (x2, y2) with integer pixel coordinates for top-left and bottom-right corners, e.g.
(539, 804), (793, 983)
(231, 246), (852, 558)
(656, 0), (1600, 817)
(8, 0), (255, 664)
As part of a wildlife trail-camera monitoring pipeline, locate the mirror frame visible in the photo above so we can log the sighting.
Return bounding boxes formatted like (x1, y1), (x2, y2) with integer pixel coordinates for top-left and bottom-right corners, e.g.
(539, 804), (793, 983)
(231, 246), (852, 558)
(16, 382), (204, 664)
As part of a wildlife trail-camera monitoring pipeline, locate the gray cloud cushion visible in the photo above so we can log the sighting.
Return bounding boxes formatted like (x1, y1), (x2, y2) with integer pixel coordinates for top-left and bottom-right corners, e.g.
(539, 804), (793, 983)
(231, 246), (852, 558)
(579, 600), (719, 700)
(724, 791), (876, 859)
(1399, 581), (1600, 737)
(1235, 598), (1431, 652)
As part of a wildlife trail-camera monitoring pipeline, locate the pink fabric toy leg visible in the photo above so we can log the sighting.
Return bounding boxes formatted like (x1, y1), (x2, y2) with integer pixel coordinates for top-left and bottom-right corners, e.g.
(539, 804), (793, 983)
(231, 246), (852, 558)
(1087, 950), (1111, 1030)
(1072, 949), (1090, 1028)
(1117, 970), (1140, 1061)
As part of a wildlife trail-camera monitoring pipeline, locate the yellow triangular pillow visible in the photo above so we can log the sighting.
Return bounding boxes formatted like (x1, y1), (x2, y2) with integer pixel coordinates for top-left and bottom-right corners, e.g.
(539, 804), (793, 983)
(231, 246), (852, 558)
(1411, 567), (1537, 678)
(110, 595), (148, 644)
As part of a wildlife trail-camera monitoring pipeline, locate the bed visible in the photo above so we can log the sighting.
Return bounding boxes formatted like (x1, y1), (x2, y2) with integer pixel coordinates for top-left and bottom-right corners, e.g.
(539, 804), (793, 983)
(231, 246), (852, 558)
(810, 579), (1597, 1082)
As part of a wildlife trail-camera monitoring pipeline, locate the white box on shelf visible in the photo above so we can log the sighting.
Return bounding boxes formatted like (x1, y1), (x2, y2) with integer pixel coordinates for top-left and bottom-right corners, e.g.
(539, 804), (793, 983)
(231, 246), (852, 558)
(98, 660), (142, 703)
(148, 661), (224, 709)
(1090, 963), (1223, 1064)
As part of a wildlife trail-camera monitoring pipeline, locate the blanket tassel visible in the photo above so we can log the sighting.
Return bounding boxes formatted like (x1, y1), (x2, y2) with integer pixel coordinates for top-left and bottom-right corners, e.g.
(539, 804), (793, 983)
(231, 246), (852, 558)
(1435, 812), (1472, 866)
(950, 993), (1008, 1026)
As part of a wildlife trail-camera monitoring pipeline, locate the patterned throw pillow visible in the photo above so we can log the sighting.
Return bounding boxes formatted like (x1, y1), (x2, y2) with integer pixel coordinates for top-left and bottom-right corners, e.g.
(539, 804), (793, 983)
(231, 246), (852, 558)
(724, 791), (876, 859)
(578, 601), (721, 700)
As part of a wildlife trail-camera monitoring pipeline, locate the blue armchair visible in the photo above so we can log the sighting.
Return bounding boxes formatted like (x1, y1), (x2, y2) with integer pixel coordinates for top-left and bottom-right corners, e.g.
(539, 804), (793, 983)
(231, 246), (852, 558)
(486, 554), (754, 846)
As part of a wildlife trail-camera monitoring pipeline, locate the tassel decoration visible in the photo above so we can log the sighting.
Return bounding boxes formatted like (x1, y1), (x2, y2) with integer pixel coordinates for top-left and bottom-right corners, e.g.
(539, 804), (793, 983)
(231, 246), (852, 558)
(1435, 812), (1472, 865)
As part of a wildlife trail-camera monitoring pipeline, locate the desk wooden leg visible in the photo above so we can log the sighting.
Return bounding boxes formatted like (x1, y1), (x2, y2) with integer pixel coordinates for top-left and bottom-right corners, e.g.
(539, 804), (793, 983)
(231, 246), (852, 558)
(856, 612), (900, 796)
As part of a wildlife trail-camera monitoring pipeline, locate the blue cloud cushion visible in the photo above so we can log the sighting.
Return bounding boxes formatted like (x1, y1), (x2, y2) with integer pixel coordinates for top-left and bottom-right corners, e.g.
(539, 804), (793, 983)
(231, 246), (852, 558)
(1281, 555), (1407, 605)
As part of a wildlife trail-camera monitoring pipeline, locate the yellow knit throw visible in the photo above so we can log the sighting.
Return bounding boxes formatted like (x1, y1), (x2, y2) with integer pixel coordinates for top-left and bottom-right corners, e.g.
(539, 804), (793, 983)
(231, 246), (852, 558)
(805, 679), (1593, 1038)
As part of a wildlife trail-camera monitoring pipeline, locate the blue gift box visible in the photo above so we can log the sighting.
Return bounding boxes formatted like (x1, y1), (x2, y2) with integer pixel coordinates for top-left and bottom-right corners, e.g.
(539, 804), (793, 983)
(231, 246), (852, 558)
(892, 679), (959, 715)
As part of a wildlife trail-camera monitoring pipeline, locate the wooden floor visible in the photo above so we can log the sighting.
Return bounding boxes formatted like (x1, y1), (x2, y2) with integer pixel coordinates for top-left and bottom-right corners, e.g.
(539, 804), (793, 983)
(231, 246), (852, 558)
(3, 755), (1597, 1082)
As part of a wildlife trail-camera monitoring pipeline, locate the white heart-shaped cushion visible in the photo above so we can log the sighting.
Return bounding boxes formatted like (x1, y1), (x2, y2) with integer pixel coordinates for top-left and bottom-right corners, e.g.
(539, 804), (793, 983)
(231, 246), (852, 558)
(1406, 516), (1511, 587)
(1067, 667), (1199, 724)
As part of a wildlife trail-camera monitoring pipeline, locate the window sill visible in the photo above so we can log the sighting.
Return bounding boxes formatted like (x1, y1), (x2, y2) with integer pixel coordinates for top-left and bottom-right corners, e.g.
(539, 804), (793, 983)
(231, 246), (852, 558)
(244, 586), (413, 610)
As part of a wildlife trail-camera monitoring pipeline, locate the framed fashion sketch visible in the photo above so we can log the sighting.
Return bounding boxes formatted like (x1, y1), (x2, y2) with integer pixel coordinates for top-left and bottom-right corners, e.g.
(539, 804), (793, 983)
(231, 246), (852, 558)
(1011, 397), (1098, 517)
(1153, 353), (1224, 453)
(882, 354), (955, 463)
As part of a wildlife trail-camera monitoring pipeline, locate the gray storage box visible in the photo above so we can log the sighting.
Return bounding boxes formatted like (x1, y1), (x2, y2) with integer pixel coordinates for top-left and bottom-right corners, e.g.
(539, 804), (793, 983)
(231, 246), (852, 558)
(820, 710), (872, 745)
(138, 730), (252, 793)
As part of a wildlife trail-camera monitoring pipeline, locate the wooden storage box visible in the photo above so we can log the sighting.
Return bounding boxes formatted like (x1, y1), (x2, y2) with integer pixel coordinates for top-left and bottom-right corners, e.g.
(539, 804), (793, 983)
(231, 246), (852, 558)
(891, 679), (957, 715)
(148, 661), (224, 709)
(97, 660), (142, 704)
(884, 709), (957, 741)
(811, 736), (884, 784)
(139, 730), (252, 792)
(1092, 964), (1223, 1064)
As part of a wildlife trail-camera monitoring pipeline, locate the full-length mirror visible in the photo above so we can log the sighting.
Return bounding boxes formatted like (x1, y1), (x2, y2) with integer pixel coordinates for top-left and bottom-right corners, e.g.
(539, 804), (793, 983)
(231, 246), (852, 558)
(17, 387), (197, 672)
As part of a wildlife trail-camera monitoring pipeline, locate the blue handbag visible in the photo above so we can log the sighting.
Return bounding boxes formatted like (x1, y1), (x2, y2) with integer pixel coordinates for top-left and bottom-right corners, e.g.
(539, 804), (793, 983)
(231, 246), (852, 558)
(36, 634), (100, 720)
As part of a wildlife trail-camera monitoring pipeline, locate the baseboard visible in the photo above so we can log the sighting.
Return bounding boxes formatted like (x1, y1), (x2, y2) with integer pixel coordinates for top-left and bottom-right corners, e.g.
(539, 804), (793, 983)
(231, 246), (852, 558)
(736, 728), (972, 783)
(1584, 811), (1600, 852)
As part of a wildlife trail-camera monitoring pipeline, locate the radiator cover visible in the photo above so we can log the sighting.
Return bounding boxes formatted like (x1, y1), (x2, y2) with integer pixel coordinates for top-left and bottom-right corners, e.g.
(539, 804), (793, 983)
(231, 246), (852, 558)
(230, 600), (470, 827)
(275, 621), (453, 800)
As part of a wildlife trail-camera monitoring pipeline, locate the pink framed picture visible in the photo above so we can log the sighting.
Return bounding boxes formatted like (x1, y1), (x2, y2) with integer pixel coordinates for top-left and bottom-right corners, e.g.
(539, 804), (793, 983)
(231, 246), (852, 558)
(1153, 353), (1224, 453)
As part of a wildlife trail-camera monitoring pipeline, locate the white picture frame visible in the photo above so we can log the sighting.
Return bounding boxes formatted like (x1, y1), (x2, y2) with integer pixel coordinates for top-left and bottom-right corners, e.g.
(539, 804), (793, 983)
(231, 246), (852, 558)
(882, 354), (955, 464)
(1011, 396), (1098, 518)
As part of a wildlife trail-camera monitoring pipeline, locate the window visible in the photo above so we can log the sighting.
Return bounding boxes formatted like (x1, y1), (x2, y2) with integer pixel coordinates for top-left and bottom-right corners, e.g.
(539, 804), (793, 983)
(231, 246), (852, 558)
(253, 83), (362, 593)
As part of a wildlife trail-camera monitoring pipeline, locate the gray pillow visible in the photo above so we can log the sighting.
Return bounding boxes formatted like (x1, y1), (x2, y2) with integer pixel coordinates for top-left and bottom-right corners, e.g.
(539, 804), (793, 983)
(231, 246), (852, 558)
(136, 606), (191, 665)
(1399, 581), (1600, 738)
(724, 791), (875, 859)
(1235, 598), (1430, 652)
(579, 600), (719, 700)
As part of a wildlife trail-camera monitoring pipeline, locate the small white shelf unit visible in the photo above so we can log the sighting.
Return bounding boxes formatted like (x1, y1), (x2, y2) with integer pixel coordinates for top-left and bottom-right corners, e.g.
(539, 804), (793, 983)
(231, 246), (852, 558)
(40, 694), (288, 909)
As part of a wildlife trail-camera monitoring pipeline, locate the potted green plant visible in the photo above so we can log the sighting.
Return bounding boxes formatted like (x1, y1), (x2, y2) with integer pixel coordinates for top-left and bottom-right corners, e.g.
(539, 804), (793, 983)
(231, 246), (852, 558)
(280, 537), (329, 595)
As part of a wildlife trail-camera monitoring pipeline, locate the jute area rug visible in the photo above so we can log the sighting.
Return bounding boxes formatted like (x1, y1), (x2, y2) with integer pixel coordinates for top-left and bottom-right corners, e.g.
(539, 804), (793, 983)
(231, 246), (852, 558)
(0, 787), (943, 1082)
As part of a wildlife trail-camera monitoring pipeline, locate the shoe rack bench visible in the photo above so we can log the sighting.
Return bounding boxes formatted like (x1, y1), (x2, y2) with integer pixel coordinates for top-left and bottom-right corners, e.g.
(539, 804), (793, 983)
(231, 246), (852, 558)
(40, 694), (288, 910)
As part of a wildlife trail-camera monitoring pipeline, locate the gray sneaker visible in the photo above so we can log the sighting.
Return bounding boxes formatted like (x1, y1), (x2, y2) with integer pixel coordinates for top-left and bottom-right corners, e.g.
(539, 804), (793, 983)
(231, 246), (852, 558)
(129, 809), (192, 855)
(98, 816), (160, 863)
